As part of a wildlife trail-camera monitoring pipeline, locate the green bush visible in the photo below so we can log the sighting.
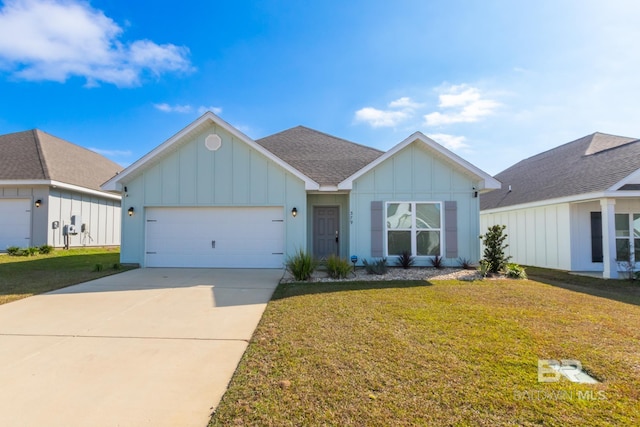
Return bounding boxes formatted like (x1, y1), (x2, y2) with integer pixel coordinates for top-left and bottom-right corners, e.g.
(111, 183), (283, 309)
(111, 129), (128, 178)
(286, 249), (318, 281)
(38, 245), (54, 254)
(479, 225), (512, 274)
(93, 264), (104, 272)
(430, 255), (445, 269)
(504, 263), (527, 279)
(25, 247), (39, 256)
(6, 246), (22, 256)
(325, 254), (352, 279)
(363, 258), (388, 275)
(457, 257), (474, 270)
(396, 251), (415, 269)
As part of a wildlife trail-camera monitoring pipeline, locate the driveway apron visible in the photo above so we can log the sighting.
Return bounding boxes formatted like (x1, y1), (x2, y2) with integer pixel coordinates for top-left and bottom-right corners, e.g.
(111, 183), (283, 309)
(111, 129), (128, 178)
(0, 268), (282, 427)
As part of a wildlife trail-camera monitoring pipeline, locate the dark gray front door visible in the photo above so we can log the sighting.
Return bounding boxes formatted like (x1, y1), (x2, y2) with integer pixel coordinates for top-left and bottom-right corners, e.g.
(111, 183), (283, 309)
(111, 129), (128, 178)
(313, 206), (339, 259)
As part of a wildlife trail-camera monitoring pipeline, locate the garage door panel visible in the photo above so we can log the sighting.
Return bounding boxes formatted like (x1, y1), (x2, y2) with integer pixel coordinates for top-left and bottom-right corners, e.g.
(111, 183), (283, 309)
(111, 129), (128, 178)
(145, 207), (284, 268)
(0, 199), (31, 249)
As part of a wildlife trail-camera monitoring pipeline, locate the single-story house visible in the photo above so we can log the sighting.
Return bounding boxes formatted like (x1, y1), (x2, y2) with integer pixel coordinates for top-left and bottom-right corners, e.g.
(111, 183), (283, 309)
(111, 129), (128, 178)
(0, 129), (123, 250)
(480, 132), (640, 279)
(102, 112), (500, 268)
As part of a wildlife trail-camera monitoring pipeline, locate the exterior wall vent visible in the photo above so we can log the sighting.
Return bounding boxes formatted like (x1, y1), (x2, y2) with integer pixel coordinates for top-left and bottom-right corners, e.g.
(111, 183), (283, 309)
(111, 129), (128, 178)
(205, 134), (222, 151)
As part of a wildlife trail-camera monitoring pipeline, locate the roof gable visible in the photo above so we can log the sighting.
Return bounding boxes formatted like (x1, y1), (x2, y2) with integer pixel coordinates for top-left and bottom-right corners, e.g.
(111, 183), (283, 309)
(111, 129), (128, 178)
(0, 129), (123, 191)
(256, 126), (383, 186)
(102, 112), (320, 191)
(480, 132), (640, 210)
(338, 131), (500, 191)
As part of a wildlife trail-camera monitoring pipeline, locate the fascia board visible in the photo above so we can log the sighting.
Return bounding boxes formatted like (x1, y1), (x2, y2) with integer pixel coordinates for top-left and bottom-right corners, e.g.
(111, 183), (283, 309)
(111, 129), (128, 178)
(101, 111), (319, 191)
(338, 131), (500, 191)
(0, 180), (121, 200)
(607, 168), (640, 191)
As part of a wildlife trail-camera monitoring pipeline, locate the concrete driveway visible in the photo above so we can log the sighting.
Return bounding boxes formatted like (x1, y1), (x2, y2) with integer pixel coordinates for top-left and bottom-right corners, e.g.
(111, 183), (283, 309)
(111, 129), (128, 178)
(0, 268), (282, 427)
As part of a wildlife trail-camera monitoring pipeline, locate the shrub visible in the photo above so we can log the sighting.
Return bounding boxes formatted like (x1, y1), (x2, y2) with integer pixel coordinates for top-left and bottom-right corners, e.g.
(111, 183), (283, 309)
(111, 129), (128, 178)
(325, 254), (352, 279)
(504, 263), (527, 279)
(6, 246), (22, 256)
(479, 225), (512, 274)
(93, 264), (104, 272)
(363, 258), (388, 275)
(286, 249), (318, 281)
(38, 245), (54, 254)
(457, 257), (474, 270)
(479, 259), (490, 278)
(430, 255), (445, 269)
(396, 251), (415, 269)
(25, 247), (39, 256)
(112, 263), (122, 270)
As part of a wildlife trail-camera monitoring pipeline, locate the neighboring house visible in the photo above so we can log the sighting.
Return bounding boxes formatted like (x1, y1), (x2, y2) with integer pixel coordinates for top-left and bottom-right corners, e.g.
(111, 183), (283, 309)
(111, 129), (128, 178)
(480, 132), (640, 279)
(102, 112), (499, 268)
(0, 130), (123, 250)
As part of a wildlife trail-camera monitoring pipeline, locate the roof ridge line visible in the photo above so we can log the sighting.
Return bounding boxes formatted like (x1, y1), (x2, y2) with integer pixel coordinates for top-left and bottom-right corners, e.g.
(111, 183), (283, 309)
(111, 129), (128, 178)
(32, 129), (51, 180)
(260, 125), (385, 154)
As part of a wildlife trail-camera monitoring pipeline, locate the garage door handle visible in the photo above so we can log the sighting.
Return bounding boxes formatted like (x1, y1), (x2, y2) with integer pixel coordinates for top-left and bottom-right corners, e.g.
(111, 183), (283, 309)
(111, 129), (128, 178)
(212, 240), (215, 249)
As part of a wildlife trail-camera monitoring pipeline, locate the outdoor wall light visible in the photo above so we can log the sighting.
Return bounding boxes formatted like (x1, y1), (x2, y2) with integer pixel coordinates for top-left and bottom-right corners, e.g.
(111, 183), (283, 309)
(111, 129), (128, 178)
(291, 207), (298, 217)
(35, 199), (42, 208)
(128, 207), (135, 216)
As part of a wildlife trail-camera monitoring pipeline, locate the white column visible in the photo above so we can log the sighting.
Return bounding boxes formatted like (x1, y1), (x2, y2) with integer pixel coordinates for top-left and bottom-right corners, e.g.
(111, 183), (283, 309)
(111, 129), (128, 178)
(600, 198), (618, 279)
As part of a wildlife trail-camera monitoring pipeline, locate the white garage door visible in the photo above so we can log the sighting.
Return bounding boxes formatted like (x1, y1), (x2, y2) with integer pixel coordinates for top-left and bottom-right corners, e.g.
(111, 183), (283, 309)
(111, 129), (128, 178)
(145, 207), (285, 268)
(0, 199), (31, 250)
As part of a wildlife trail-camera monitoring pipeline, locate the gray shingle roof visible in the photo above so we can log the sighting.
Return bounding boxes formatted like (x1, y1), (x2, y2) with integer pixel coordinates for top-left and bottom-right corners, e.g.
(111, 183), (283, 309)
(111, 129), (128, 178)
(256, 126), (384, 186)
(480, 132), (640, 210)
(0, 129), (123, 191)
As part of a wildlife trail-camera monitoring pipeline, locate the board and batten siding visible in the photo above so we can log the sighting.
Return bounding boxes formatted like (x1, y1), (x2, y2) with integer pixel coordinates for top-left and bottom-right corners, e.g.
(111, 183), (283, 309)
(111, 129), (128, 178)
(349, 141), (481, 266)
(48, 190), (121, 247)
(480, 203), (571, 270)
(119, 123), (307, 267)
(1, 186), (120, 248)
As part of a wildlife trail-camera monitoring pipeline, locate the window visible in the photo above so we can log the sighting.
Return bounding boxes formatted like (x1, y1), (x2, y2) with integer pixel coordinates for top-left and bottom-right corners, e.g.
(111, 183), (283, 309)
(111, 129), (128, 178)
(386, 202), (441, 257)
(614, 213), (640, 262)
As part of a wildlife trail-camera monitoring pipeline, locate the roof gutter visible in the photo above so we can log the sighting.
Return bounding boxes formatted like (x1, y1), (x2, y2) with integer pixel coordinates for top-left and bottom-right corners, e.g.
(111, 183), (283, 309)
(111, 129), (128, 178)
(0, 180), (121, 201)
(480, 190), (640, 214)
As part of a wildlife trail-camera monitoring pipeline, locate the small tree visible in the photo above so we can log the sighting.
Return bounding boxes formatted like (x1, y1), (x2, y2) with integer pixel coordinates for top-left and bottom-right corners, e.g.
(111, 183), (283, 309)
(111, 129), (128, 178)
(479, 225), (512, 274)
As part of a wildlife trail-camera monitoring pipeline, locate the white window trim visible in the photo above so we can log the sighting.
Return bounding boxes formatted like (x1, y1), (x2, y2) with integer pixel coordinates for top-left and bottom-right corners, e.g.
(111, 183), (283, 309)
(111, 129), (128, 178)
(384, 201), (443, 258)
(615, 212), (640, 262)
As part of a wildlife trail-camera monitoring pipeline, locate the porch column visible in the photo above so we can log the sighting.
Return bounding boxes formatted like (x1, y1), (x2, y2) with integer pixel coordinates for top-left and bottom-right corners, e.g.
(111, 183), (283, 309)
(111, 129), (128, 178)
(600, 198), (618, 279)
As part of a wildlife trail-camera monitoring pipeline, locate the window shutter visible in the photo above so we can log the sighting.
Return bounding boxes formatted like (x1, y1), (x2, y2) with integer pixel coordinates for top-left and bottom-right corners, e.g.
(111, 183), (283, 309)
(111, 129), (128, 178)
(371, 201), (384, 257)
(444, 201), (458, 258)
(590, 212), (603, 263)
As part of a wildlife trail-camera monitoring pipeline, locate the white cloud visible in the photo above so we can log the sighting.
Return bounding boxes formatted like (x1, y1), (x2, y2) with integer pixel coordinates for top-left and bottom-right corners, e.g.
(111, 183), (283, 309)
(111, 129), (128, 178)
(197, 105), (223, 115)
(0, 0), (192, 86)
(354, 107), (409, 128)
(427, 133), (470, 151)
(388, 96), (422, 109)
(154, 103), (192, 113)
(154, 103), (223, 115)
(354, 96), (420, 128)
(424, 84), (500, 126)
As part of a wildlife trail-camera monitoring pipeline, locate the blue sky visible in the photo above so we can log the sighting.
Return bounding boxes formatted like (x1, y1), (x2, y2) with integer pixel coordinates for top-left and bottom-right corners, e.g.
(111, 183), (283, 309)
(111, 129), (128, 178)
(1, 0), (639, 175)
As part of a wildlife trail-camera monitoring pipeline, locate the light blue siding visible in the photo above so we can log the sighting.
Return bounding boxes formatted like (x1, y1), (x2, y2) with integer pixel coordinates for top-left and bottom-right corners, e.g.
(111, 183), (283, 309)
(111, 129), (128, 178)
(119, 123), (306, 266)
(350, 142), (481, 266)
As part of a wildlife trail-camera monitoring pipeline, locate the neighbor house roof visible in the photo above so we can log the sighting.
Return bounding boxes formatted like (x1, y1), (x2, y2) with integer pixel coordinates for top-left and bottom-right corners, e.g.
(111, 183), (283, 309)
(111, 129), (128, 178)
(480, 132), (640, 211)
(256, 126), (384, 186)
(0, 129), (123, 192)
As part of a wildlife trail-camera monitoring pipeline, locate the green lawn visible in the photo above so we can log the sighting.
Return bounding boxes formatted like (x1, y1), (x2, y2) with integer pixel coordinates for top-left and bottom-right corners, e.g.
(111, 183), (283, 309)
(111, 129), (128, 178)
(210, 274), (640, 426)
(0, 247), (133, 305)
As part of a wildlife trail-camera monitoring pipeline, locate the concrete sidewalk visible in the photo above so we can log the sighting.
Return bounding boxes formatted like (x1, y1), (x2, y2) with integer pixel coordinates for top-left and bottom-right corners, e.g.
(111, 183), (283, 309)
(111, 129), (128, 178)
(0, 268), (282, 427)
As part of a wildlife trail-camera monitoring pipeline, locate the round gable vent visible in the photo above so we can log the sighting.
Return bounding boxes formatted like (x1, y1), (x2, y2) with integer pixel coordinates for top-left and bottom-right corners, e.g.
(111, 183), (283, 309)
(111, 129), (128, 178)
(205, 134), (222, 151)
